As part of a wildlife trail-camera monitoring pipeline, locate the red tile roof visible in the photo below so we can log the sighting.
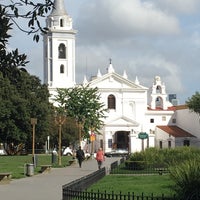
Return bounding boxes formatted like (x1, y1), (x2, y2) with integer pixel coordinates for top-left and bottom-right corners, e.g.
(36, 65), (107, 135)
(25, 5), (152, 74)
(147, 106), (176, 111)
(157, 126), (195, 138)
(175, 105), (188, 110)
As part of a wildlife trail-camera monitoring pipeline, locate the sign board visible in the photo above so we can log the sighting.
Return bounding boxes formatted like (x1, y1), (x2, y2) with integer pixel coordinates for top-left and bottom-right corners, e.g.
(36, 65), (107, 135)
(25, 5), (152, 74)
(31, 118), (37, 125)
(90, 133), (95, 142)
(138, 132), (148, 139)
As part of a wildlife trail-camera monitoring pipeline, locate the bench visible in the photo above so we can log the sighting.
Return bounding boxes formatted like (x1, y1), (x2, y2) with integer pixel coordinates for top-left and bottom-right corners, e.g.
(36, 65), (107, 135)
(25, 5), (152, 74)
(0, 173), (11, 184)
(40, 165), (52, 173)
(154, 168), (168, 175)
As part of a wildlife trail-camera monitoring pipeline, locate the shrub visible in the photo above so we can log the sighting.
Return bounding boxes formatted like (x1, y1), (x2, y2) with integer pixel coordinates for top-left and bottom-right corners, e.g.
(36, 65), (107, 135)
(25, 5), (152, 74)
(129, 151), (145, 161)
(129, 147), (200, 168)
(125, 160), (146, 170)
(127, 147), (200, 172)
(169, 157), (200, 199)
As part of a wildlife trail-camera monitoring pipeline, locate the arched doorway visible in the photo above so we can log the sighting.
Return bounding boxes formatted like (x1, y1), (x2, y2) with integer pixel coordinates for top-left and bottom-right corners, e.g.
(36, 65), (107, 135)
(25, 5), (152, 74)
(113, 131), (129, 150)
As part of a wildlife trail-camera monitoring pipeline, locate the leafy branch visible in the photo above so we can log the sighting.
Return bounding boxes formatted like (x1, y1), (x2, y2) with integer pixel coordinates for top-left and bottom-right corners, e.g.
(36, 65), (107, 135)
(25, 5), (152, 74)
(1, 0), (54, 42)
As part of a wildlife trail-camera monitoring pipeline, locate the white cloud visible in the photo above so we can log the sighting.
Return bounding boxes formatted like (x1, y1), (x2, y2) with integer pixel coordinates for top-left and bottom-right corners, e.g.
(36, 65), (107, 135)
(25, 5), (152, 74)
(77, 0), (180, 45)
(7, 0), (200, 104)
(127, 55), (183, 93)
(153, 0), (200, 14)
(76, 41), (184, 96)
(76, 45), (112, 83)
(109, 0), (180, 35)
(72, 0), (200, 104)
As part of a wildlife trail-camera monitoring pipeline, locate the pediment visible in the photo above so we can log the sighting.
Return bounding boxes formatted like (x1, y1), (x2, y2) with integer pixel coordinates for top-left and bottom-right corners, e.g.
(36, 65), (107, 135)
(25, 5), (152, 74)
(105, 116), (139, 127)
(88, 72), (148, 91)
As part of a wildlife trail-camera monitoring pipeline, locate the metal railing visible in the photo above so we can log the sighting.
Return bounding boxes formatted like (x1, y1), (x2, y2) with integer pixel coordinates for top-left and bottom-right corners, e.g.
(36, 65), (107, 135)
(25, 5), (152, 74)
(63, 167), (106, 200)
(62, 159), (174, 200)
(63, 189), (176, 200)
(110, 161), (169, 175)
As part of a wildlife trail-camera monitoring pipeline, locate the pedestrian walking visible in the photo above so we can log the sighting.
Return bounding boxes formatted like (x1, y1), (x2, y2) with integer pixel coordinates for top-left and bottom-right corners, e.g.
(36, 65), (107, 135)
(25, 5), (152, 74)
(76, 146), (85, 168)
(96, 147), (105, 169)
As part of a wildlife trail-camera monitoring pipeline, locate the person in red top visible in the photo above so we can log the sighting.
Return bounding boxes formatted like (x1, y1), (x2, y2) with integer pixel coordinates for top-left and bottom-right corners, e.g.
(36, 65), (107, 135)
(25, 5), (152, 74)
(95, 147), (105, 169)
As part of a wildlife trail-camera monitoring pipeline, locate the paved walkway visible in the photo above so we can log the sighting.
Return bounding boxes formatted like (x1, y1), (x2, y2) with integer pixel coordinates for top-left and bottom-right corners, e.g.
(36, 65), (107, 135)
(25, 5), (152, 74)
(0, 157), (120, 200)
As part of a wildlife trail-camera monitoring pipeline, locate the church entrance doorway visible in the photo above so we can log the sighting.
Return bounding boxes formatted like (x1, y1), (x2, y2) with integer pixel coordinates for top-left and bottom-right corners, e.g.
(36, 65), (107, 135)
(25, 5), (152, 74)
(113, 131), (129, 150)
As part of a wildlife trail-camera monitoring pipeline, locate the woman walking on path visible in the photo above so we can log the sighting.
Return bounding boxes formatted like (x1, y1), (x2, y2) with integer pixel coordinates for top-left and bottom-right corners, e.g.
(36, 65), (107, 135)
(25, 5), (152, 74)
(76, 146), (85, 168)
(96, 147), (105, 169)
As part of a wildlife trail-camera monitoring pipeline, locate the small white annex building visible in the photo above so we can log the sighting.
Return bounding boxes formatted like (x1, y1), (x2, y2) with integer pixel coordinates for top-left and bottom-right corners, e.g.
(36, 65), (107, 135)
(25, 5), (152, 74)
(43, 0), (200, 153)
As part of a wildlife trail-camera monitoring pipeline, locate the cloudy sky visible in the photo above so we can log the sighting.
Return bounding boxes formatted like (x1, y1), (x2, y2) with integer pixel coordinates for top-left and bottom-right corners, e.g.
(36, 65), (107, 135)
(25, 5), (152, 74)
(9, 0), (200, 104)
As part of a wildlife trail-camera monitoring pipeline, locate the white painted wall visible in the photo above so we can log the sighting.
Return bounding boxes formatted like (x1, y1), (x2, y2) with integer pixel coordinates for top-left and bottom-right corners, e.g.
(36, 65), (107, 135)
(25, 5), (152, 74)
(144, 111), (174, 134)
(176, 108), (200, 138)
(155, 127), (176, 148)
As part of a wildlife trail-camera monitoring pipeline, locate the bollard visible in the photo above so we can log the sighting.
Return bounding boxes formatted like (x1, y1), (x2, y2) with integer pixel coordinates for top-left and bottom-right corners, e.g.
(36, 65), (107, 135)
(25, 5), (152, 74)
(51, 152), (57, 164)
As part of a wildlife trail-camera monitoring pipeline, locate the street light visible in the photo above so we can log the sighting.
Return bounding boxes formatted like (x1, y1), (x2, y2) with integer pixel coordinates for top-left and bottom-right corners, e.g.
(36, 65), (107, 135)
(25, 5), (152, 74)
(90, 128), (95, 156)
(77, 119), (85, 147)
(78, 122), (82, 146)
(47, 136), (50, 153)
(31, 118), (37, 166)
(55, 114), (65, 166)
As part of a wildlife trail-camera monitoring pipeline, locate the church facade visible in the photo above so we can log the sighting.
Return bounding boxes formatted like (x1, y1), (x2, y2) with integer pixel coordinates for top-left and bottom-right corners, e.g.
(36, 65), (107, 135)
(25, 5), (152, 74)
(83, 67), (176, 153)
(43, 0), (199, 153)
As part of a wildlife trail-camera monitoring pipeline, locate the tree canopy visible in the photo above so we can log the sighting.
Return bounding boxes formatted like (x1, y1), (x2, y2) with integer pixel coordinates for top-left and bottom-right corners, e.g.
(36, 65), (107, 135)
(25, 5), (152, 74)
(0, 69), (53, 152)
(0, 2), (54, 154)
(186, 92), (200, 116)
(1, 0), (54, 42)
(54, 85), (107, 140)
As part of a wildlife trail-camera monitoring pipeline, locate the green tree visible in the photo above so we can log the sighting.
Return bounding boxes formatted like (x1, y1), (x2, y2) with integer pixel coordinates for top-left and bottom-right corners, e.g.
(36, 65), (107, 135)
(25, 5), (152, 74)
(54, 85), (107, 142)
(16, 73), (53, 146)
(0, 5), (28, 77)
(0, 70), (53, 154)
(186, 91), (200, 116)
(1, 0), (53, 42)
(0, 5), (54, 153)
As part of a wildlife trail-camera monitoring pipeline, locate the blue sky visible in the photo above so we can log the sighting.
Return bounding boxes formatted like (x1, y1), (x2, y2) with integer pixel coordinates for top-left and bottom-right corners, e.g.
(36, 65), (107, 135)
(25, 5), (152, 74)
(9, 0), (200, 104)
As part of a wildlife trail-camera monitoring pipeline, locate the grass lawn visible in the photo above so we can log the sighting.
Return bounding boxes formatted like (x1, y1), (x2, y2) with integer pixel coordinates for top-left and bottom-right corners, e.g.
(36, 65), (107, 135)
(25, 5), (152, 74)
(89, 175), (175, 197)
(0, 154), (72, 179)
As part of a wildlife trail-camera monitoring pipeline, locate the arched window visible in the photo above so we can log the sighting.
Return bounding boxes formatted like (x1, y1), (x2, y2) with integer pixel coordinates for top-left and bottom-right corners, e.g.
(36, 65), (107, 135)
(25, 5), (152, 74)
(168, 141), (171, 148)
(159, 141), (162, 149)
(183, 139), (190, 146)
(108, 94), (116, 109)
(155, 96), (162, 108)
(156, 85), (162, 94)
(58, 43), (66, 59)
(60, 19), (64, 27)
(60, 65), (64, 73)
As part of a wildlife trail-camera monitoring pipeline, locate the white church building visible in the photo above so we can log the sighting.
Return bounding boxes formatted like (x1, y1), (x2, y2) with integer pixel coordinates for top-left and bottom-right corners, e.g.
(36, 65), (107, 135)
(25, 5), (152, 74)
(43, 0), (200, 153)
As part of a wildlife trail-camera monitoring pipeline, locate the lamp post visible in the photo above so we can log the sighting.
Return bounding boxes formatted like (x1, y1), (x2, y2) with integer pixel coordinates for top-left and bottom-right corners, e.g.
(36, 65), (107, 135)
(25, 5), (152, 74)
(55, 115), (65, 166)
(47, 136), (50, 153)
(77, 119), (85, 147)
(90, 129), (95, 157)
(78, 122), (82, 146)
(31, 118), (37, 166)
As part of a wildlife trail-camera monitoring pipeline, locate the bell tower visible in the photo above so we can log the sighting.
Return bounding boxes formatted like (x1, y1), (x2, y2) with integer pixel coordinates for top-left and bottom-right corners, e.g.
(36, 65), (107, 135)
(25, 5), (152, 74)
(150, 76), (168, 110)
(43, 0), (76, 100)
